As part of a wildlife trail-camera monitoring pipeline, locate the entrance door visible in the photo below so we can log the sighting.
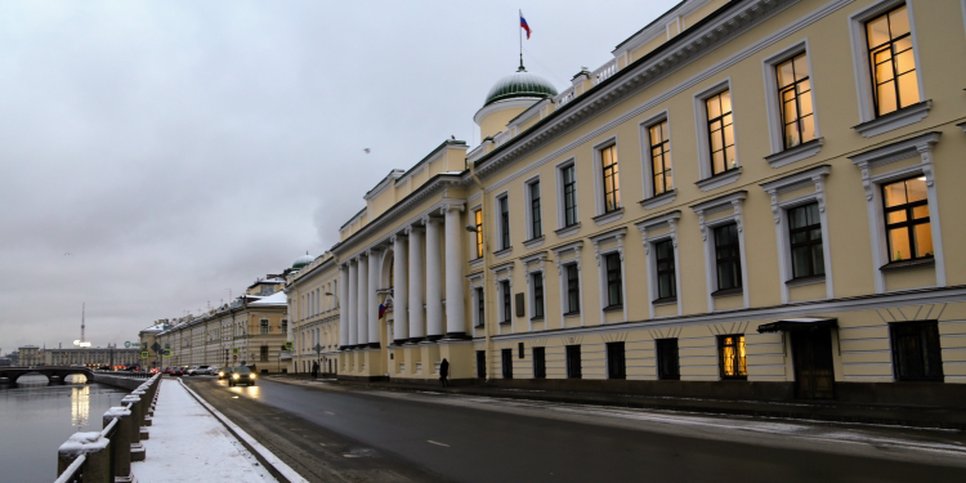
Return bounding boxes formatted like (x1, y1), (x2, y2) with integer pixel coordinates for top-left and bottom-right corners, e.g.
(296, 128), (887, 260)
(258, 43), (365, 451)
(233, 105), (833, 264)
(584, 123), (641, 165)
(791, 328), (835, 399)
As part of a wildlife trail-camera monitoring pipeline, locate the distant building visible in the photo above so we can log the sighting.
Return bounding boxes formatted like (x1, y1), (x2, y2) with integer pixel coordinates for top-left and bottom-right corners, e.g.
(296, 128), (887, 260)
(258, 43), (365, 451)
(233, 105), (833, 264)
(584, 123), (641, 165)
(15, 344), (138, 367)
(285, 253), (340, 375)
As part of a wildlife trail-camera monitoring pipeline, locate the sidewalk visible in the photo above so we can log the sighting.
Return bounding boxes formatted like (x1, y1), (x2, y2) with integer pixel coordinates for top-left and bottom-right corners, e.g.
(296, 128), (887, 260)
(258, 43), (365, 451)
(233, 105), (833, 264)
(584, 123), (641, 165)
(131, 378), (298, 482)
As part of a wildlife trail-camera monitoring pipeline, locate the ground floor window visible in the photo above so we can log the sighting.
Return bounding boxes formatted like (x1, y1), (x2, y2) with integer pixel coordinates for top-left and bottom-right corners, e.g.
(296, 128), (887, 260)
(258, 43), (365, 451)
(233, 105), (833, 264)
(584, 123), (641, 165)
(890, 321), (943, 381)
(566, 345), (582, 379)
(718, 334), (747, 379)
(606, 342), (626, 379)
(656, 338), (680, 380)
(533, 347), (546, 379)
(476, 350), (486, 380)
(259, 345), (269, 362)
(501, 348), (513, 379)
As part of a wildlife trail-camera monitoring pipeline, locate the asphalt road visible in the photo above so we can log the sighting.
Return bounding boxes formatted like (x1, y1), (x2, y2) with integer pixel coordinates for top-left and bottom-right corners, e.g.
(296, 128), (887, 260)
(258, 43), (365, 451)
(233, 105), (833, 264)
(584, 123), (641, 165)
(183, 377), (966, 483)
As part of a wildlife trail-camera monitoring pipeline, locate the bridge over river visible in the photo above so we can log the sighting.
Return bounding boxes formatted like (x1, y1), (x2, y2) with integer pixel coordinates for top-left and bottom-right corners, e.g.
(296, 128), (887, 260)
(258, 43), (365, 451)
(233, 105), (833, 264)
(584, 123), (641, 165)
(0, 366), (94, 384)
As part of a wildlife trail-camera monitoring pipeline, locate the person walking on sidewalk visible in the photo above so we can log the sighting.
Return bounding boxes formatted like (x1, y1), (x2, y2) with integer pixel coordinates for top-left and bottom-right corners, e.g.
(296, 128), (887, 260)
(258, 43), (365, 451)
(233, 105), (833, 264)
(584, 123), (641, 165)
(311, 361), (319, 379)
(439, 358), (449, 387)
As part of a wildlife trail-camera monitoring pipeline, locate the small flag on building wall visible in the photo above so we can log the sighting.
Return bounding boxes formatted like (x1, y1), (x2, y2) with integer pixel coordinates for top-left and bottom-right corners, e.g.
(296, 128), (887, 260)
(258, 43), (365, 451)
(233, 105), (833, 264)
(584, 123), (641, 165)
(520, 11), (532, 39)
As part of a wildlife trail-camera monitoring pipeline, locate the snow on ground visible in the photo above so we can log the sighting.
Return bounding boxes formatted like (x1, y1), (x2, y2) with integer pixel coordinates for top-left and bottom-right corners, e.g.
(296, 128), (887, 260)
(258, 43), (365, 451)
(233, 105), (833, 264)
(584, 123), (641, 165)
(131, 378), (276, 482)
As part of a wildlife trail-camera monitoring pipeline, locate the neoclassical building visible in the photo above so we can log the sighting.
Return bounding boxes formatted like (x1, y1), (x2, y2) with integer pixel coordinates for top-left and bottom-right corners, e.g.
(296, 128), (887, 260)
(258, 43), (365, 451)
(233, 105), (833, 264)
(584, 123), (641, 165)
(291, 0), (966, 406)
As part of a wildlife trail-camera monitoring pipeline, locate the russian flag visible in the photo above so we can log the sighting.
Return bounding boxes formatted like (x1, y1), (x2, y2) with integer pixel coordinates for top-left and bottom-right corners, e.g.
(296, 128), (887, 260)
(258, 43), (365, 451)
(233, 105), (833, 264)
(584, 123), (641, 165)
(520, 12), (531, 39)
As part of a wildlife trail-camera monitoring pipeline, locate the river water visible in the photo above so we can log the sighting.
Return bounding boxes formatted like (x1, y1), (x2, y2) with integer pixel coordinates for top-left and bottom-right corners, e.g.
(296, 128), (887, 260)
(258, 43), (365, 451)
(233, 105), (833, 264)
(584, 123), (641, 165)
(0, 375), (127, 482)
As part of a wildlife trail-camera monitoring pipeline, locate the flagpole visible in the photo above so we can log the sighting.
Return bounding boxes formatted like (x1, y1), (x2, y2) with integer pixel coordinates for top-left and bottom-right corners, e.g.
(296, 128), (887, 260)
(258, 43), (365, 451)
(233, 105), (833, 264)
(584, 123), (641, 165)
(518, 9), (524, 71)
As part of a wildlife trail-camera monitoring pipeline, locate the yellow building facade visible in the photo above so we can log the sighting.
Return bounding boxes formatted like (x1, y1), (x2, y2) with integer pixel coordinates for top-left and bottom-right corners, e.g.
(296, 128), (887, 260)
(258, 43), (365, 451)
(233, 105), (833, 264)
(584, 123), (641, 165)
(294, 0), (966, 406)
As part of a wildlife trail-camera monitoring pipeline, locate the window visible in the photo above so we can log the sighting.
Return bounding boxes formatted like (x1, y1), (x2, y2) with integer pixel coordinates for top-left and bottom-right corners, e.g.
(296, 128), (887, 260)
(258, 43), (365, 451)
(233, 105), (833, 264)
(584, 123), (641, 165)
(604, 252), (623, 308)
(260, 319), (270, 335)
(600, 144), (621, 213)
(533, 347), (546, 379)
(776, 52), (815, 149)
(499, 280), (511, 324)
(654, 239), (676, 301)
(656, 338), (680, 380)
(714, 223), (742, 291)
(890, 321), (942, 381)
(561, 163), (578, 227)
(648, 120), (673, 196)
(565, 262), (580, 314)
(566, 345), (582, 379)
(718, 334), (747, 379)
(281, 319), (288, 333)
(501, 348), (513, 379)
(882, 177), (932, 262)
(530, 272), (544, 319)
(473, 208), (484, 259)
(706, 90), (735, 176)
(476, 350), (486, 379)
(260, 345), (269, 362)
(474, 286), (485, 328)
(528, 180), (542, 239)
(606, 342), (626, 379)
(866, 5), (919, 117)
(498, 195), (510, 251)
(788, 203), (825, 278)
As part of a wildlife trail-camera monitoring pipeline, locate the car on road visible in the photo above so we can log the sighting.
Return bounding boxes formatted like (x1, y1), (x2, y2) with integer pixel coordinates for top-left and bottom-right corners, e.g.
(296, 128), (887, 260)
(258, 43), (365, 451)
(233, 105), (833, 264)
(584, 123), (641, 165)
(187, 365), (212, 376)
(228, 365), (256, 387)
(217, 367), (233, 379)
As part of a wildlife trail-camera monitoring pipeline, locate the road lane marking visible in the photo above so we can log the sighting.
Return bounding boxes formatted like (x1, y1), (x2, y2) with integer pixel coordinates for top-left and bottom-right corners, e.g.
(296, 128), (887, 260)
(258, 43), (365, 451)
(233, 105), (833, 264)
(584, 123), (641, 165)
(324, 410), (335, 416)
(427, 440), (450, 448)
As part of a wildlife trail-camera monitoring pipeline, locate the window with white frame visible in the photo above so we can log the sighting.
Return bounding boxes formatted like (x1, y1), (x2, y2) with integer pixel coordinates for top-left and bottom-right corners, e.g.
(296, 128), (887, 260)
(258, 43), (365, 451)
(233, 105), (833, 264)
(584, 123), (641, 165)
(693, 191), (748, 310)
(499, 279), (511, 324)
(526, 179), (542, 240)
(713, 223), (742, 292)
(473, 207), (484, 259)
(643, 116), (673, 199)
(604, 252), (623, 309)
(849, 1), (928, 136)
(473, 286), (485, 328)
(636, 211), (682, 317)
(705, 90), (735, 176)
(564, 263), (580, 314)
(530, 272), (545, 320)
(849, 132), (943, 292)
(598, 143), (621, 214)
(773, 50), (816, 151)
(653, 238), (677, 301)
(555, 241), (584, 322)
(497, 194), (510, 251)
(558, 161), (578, 229)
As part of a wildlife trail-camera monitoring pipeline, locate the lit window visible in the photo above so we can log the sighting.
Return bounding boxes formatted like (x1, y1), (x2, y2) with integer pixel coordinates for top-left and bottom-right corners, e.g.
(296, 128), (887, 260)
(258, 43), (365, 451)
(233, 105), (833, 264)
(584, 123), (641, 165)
(718, 334), (747, 379)
(706, 90), (735, 175)
(600, 144), (621, 213)
(882, 177), (931, 262)
(866, 5), (919, 116)
(776, 52), (815, 149)
(788, 202), (824, 278)
(473, 208), (483, 259)
(648, 120), (672, 195)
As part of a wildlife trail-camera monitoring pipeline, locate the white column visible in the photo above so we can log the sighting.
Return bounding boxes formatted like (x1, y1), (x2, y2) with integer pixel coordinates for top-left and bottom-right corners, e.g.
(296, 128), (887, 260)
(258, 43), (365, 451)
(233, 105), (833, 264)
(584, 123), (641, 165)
(392, 235), (409, 343)
(408, 226), (425, 340)
(425, 216), (443, 339)
(444, 205), (465, 337)
(367, 248), (381, 346)
(357, 254), (369, 346)
(347, 260), (358, 346)
(339, 264), (349, 348)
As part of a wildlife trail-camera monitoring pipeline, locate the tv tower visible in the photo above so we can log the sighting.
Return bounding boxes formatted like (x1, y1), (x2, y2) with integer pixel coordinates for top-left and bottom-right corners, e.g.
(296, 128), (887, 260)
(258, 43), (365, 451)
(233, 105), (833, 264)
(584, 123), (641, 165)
(73, 302), (92, 348)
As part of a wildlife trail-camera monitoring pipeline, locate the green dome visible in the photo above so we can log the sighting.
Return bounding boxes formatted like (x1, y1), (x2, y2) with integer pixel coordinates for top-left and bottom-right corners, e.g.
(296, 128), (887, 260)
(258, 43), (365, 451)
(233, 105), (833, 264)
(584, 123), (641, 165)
(292, 253), (313, 269)
(483, 68), (558, 107)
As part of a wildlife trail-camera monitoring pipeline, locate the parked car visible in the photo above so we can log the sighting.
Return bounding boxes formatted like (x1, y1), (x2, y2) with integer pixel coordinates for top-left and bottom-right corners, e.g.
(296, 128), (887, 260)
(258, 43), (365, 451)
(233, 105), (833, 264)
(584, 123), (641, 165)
(187, 365), (211, 376)
(228, 366), (256, 387)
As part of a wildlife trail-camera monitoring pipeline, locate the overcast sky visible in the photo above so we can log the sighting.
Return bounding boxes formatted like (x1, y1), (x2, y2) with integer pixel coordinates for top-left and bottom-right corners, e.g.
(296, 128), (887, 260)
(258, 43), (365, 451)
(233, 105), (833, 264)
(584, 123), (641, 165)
(0, 0), (677, 351)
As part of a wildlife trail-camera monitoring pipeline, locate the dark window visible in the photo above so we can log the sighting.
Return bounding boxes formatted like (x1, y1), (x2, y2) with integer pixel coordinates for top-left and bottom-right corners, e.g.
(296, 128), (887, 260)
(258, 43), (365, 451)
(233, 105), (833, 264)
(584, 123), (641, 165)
(714, 223), (742, 291)
(529, 180), (542, 238)
(649, 120), (672, 195)
(706, 90), (735, 175)
(476, 350), (486, 379)
(606, 342), (626, 379)
(890, 321), (943, 381)
(600, 144), (620, 213)
(501, 348), (513, 379)
(499, 280), (511, 324)
(474, 209), (484, 259)
(565, 263), (580, 314)
(474, 287), (485, 328)
(531, 272), (544, 319)
(281, 319), (288, 333)
(566, 345), (582, 379)
(533, 347), (546, 379)
(882, 177), (932, 262)
(656, 338), (680, 380)
(562, 164), (577, 227)
(259, 345), (269, 362)
(498, 195), (510, 250)
(776, 52), (815, 149)
(866, 5), (919, 116)
(788, 202), (824, 279)
(718, 334), (747, 379)
(605, 252), (623, 308)
(654, 239), (676, 301)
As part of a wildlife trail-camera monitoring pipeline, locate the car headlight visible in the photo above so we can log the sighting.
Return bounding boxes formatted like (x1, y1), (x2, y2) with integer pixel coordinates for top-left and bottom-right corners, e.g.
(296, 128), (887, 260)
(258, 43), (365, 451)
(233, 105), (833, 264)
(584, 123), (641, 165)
(249, 373), (256, 380)
(232, 373), (240, 380)
(218, 371), (224, 377)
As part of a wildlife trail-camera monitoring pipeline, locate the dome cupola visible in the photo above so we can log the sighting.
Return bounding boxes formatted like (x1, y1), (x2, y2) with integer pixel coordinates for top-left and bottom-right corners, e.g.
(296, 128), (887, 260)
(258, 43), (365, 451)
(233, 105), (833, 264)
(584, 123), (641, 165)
(475, 65), (558, 141)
